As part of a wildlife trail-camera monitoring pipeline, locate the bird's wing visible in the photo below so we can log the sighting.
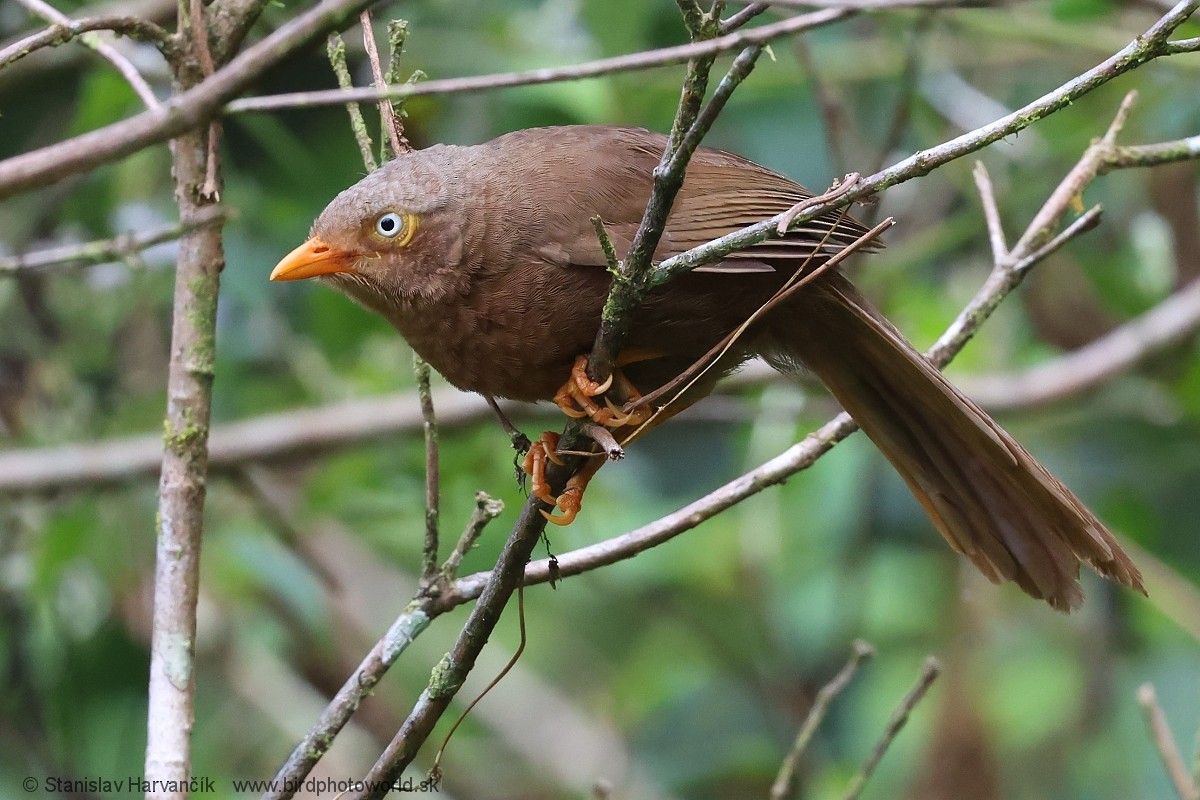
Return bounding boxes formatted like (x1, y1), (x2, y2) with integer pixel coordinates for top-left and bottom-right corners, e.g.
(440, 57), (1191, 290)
(538, 155), (875, 273)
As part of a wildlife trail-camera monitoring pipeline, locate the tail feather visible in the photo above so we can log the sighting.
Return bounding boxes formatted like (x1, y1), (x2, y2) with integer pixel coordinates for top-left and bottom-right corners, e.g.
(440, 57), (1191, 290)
(766, 273), (1144, 611)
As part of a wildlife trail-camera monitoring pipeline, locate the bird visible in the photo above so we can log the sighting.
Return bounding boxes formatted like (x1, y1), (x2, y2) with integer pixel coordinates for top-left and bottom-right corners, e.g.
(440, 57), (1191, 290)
(270, 124), (1144, 611)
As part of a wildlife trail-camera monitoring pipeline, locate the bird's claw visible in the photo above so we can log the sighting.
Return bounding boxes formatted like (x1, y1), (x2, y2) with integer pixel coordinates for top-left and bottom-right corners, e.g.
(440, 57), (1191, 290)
(540, 485), (582, 526)
(553, 355), (651, 428)
(521, 431), (590, 526)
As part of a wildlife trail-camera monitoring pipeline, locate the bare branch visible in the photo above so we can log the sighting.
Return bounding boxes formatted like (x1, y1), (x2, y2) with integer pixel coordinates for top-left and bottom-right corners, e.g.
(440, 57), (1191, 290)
(771, 641), (875, 800)
(842, 657), (941, 800)
(14, 0), (160, 108)
(1100, 133), (1200, 172)
(359, 8), (404, 158)
(0, 388), (505, 493)
(326, 34), (377, 171)
(650, 0), (1200, 284)
(263, 487), (503, 799)
(226, 8), (853, 114)
(144, 23), (227, 800)
(590, 42), (767, 383)
(1138, 684), (1200, 800)
(0, 14), (175, 67)
(440, 492), (504, 581)
(415, 355), (441, 588)
(355, 503), (549, 798)
(972, 162), (1009, 264)
(0, 0), (382, 199)
(0, 205), (226, 274)
(720, 2), (770, 34)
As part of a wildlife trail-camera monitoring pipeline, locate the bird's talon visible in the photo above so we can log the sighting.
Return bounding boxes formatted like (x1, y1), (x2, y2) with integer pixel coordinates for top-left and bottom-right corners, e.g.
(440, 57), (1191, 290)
(570, 354), (612, 397)
(601, 397), (637, 427)
(540, 506), (576, 526)
(540, 486), (582, 526)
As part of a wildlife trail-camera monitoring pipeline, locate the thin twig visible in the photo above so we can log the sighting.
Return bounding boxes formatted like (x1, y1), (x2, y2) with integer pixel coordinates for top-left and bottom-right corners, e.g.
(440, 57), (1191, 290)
(383, 19), (414, 154)
(0, 15), (175, 67)
(188, 0), (222, 199)
(415, 354), (441, 588)
(1163, 35), (1200, 55)
(972, 162), (1009, 265)
(262, 490), (504, 800)
(1100, 134), (1200, 173)
(590, 41), (767, 385)
(628, 214), (891, 416)
(770, 640), (875, 800)
(226, 8), (853, 114)
(359, 8), (404, 158)
(0, 0), (387, 199)
(842, 657), (941, 800)
(775, 172), (862, 235)
(14, 0), (159, 109)
(326, 34), (376, 171)
(647, 0), (1200, 285)
(720, 2), (770, 34)
(582, 424), (624, 461)
(0, 206), (226, 274)
(354, 502), (549, 798)
(1138, 684), (1200, 800)
(1011, 90), (1137, 255)
(590, 215), (621, 274)
(440, 492), (504, 581)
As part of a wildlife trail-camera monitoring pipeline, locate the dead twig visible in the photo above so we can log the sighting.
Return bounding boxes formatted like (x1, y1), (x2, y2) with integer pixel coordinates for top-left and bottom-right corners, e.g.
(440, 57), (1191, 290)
(1138, 684), (1200, 800)
(771, 641), (876, 800)
(14, 0), (159, 108)
(842, 657), (942, 800)
(0, 14), (175, 67)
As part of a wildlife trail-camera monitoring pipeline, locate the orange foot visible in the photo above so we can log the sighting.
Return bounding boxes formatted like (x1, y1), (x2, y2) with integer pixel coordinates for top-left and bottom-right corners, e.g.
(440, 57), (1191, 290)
(553, 355), (652, 428)
(521, 431), (601, 526)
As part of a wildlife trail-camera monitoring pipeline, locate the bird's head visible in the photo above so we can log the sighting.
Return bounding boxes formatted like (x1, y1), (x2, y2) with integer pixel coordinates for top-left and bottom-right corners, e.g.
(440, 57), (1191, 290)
(270, 148), (468, 309)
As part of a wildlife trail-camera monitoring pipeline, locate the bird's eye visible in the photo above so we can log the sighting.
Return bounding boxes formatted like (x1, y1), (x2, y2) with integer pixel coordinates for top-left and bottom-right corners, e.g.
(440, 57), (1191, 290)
(375, 212), (405, 238)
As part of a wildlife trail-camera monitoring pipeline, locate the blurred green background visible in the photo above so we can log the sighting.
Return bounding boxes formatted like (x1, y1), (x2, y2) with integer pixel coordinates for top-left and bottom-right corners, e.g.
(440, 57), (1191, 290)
(1, 0), (1199, 797)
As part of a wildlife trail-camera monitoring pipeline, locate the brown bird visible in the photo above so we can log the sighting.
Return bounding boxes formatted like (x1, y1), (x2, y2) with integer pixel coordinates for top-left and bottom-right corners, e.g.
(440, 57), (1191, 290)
(271, 125), (1143, 611)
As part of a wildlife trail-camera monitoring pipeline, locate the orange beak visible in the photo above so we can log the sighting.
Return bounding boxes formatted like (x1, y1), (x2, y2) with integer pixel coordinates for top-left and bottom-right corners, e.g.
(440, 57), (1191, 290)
(270, 237), (359, 281)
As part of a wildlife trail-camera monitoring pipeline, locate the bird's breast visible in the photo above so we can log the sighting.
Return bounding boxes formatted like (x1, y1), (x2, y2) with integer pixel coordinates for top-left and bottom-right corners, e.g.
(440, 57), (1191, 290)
(391, 263), (608, 403)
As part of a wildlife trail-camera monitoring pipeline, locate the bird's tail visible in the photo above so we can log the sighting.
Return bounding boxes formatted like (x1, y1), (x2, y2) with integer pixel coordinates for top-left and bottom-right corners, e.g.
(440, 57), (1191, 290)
(764, 272), (1143, 610)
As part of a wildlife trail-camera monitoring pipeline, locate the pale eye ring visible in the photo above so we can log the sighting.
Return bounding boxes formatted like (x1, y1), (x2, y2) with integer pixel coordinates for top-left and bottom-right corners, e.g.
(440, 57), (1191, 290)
(375, 212), (405, 238)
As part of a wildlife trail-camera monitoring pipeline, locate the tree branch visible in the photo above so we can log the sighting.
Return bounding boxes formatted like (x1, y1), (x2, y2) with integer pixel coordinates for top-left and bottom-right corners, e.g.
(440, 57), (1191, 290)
(0, 0), (381, 199)
(13, 0), (160, 108)
(143, 9), (227, 797)
(649, 0), (1200, 285)
(1138, 684), (1200, 800)
(0, 205), (226, 274)
(226, 7), (854, 114)
(0, 14), (175, 68)
(771, 641), (875, 800)
(842, 657), (941, 800)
